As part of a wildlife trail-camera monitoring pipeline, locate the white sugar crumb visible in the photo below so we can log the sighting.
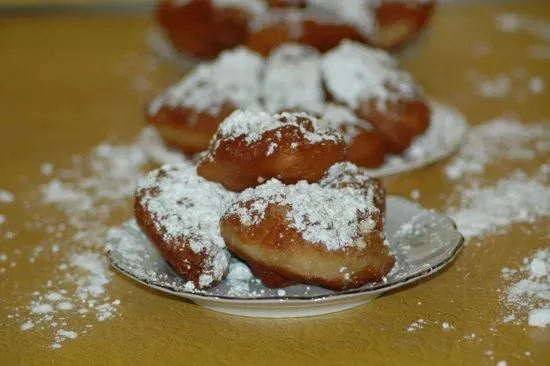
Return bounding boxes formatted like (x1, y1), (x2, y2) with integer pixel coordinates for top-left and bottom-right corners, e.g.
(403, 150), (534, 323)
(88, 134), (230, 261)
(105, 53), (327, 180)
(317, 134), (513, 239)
(0, 189), (15, 203)
(496, 361), (507, 366)
(530, 258), (547, 277)
(56, 329), (78, 340)
(227, 177), (378, 251)
(322, 41), (418, 109)
(46, 292), (63, 301)
(495, 14), (521, 32)
(217, 110), (340, 146)
(277, 289), (286, 296)
(528, 77), (545, 94)
(226, 261), (254, 281)
(0, 214), (5, 225)
(31, 304), (54, 314)
(20, 321), (34, 331)
(495, 13), (550, 41)
(528, 308), (550, 327)
(41, 163), (54, 176)
(476, 75), (510, 98)
(57, 301), (74, 311)
(410, 190), (420, 200)
(501, 249), (550, 326)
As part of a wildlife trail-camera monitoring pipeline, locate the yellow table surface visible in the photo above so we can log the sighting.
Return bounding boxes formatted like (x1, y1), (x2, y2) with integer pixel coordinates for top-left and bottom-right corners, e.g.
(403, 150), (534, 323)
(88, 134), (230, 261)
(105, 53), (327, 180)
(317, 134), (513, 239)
(1, 2), (550, 365)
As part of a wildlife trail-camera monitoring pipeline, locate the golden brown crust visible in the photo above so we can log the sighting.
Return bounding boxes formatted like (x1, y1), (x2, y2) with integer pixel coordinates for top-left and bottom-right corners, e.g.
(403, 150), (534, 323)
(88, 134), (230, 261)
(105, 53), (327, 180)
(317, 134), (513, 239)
(221, 203), (394, 290)
(135, 189), (213, 288)
(197, 113), (346, 191)
(346, 128), (388, 169)
(247, 20), (365, 57)
(356, 98), (431, 154)
(156, 0), (435, 58)
(156, 0), (249, 59)
(370, 0), (435, 51)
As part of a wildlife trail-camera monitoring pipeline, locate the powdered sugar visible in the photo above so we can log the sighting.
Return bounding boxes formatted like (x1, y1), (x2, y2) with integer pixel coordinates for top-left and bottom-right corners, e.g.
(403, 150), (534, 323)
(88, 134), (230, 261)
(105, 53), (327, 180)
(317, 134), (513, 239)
(216, 110), (340, 145)
(263, 44), (324, 114)
(528, 308), (550, 327)
(321, 103), (373, 143)
(149, 42), (425, 153)
(322, 41), (419, 109)
(501, 249), (550, 326)
(5, 127), (189, 349)
(307, 0), (376, 37)
(445, 119), (550, 180)
(226, 178), (379, 251)
(495, 13), (550, 41)
(0, 189), (14, 203)
(149, 47), (264, 115)
(135, 165), (235, 286)
(448, 172), (550, 241)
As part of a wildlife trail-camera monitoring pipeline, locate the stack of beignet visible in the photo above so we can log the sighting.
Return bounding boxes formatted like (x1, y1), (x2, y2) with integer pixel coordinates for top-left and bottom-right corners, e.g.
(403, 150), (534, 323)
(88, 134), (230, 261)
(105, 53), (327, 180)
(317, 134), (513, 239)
(135, 110), (395, 291)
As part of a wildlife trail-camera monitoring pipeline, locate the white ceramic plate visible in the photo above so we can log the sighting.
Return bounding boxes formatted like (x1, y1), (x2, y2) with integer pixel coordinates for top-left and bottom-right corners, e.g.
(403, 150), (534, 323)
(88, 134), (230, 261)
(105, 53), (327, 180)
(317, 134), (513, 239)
(107, 196), (464, 318)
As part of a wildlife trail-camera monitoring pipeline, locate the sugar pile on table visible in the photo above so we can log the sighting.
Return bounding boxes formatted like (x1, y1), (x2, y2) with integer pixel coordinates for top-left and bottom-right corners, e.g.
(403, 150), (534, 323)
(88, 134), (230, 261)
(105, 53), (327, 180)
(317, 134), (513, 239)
(444, 118), (550, 240)
(501, 249), (550, 327)
(3, 127), (188, 349)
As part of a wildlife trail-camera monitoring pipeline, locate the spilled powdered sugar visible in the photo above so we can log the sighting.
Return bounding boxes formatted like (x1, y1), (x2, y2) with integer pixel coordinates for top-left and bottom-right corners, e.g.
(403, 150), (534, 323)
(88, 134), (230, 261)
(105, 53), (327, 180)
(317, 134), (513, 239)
(445, 119), (550, 180)
(445, 118), (550, 241)
(500, 249), (550, 327)
(3, 127), (189, 349)
(0, 189), (15, 203)
(448, 170), (550, 241)
(442, 112), (550, 332)
(226, 178), (379, 251)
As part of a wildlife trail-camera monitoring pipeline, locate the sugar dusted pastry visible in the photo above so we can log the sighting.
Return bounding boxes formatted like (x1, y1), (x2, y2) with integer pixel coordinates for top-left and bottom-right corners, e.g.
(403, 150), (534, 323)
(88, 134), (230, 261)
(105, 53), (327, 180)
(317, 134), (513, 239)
(134, 164), (235, 289)
(146, 47), (263, 155)
(148, 42), (427, 167)
(323, 41), (430, 153)
(197, 110), (345, 191)
(320, 161), (386, 215)
(220, 177), (394, 290)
